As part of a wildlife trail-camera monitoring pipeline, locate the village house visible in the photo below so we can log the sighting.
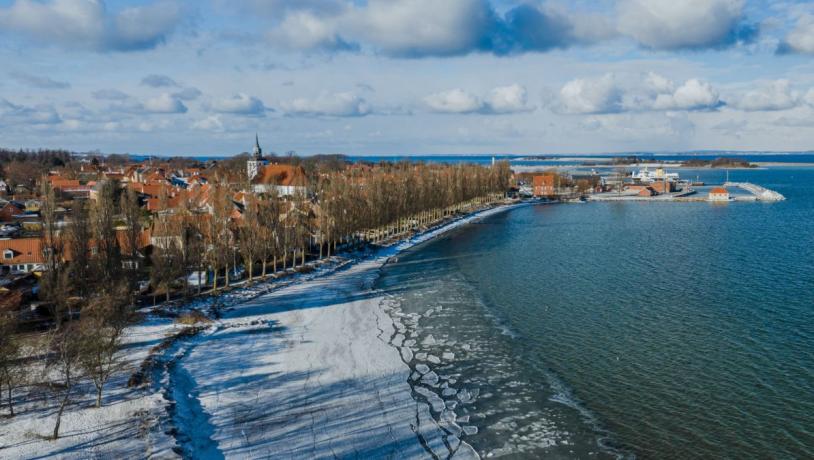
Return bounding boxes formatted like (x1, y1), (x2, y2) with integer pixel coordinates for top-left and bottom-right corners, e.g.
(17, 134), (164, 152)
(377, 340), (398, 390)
(708, 187), (730, 201)
(0, 201), (25, 223)
(0, 238), (44, 274)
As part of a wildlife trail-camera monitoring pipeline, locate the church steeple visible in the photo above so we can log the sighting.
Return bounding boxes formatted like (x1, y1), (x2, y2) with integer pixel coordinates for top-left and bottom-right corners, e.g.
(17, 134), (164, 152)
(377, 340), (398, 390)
(253, 133), (263, 159)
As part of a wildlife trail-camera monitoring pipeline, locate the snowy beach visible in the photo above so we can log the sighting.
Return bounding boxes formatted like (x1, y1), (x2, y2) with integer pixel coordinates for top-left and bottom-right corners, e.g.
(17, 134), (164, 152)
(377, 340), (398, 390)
(1, 203), (521, 459)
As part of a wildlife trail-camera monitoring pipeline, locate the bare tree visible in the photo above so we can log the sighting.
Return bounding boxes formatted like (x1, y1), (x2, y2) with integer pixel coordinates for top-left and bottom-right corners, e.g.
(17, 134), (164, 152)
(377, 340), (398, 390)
(0, 313), (21, 416)
(66, 200), (92, 299)
(47, 323), (83, 439)
(120, 188), (143, 290)
(78, 284), (130, 408)
(238, 195), (263, 283)
(92, 180), (122, 284)
(39, 179), (67, 323)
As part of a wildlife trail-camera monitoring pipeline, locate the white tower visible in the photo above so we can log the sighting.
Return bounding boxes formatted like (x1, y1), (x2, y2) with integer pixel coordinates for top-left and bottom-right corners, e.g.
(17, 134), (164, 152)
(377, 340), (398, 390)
(247, 133), (265, 180)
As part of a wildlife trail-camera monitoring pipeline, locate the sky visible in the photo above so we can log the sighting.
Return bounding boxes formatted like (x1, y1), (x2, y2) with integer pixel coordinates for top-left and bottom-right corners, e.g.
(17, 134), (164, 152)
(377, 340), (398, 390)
(1, 0), (814, 156)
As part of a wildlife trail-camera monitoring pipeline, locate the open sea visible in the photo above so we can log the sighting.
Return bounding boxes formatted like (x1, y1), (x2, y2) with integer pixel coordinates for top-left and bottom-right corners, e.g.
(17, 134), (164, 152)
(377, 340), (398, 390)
(376, 166), (814, 459)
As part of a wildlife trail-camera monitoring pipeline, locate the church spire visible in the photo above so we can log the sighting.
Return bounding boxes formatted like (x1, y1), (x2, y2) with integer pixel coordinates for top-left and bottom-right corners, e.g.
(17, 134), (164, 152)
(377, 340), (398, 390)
(253, 133), (263, 159)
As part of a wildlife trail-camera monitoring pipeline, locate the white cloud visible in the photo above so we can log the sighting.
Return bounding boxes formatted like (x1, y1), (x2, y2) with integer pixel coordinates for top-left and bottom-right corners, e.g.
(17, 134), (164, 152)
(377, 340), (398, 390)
(281, 92), (370, 117)
(652, 79), (720, 111)
(424, 89), (483, 114)
(211, 93), (266, 116)
(192, 115), (224, 132)
(347, 0), (494, 57)
(558, 74), (623, 114)
(269, 11), (356, 52)
(556, 73), (720, 114)
(0, 0), (183, 52)
(264, 0), (612, 57)
(144, 93), (187, 114)
(486, 84), (533, 114)
(425, 85), (533, 114)
(730, 80), (801, 111)
(617, 0), (754, 50)
(780, 14), (814, 54)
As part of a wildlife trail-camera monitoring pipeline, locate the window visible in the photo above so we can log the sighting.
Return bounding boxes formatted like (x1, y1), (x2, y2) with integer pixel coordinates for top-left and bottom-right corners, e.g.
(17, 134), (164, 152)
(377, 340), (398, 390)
(3, 250), (13, 260)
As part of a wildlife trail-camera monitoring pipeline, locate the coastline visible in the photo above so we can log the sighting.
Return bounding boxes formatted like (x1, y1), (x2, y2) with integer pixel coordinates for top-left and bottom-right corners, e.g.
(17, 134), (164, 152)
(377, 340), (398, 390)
(160, 201), (524, 458)
(0, 201), (525, 459)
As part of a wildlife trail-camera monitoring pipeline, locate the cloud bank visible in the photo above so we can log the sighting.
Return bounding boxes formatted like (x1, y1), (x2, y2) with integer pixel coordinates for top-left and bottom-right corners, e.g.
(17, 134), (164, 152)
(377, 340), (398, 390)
(0, 0), (183, 52)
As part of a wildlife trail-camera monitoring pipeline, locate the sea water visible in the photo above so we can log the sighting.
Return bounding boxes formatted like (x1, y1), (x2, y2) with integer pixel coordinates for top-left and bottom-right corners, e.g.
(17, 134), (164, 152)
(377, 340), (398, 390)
(376, 167), (814, 458)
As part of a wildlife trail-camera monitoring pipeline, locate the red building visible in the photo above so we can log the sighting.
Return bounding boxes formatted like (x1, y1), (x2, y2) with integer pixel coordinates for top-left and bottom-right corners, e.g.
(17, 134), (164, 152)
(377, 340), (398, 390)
(532, 175), (555, 197)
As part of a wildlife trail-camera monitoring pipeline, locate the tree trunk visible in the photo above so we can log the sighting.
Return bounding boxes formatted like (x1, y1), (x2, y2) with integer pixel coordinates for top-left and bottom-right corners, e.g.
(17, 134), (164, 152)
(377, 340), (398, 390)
(96, 385), (103, 408)
(53, 387), (71, 439)
(7, 384), (13, 417)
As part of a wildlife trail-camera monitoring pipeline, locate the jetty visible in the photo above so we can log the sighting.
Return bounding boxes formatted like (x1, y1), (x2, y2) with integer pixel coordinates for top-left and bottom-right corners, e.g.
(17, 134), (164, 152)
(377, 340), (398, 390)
(725, 182), (786, 201)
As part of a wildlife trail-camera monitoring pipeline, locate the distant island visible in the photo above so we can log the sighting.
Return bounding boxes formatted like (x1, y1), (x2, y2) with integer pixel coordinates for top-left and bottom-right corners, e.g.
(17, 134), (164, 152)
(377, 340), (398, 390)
(682, 157), (757, 168)
(576, 156), (758, 168)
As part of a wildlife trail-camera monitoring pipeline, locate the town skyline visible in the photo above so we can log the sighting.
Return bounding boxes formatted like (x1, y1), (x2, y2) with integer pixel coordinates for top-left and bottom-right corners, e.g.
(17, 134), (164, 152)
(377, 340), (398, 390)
(2, 0), (814, 156)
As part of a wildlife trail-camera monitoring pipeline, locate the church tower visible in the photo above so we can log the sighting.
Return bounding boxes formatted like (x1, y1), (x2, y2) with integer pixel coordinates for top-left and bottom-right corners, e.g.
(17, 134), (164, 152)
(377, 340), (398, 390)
(247, 133), (266, 180)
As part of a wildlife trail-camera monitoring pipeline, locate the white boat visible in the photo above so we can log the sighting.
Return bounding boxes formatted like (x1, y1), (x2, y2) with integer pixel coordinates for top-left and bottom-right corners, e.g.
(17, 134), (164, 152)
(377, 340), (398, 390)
(632, 166), (679, 183)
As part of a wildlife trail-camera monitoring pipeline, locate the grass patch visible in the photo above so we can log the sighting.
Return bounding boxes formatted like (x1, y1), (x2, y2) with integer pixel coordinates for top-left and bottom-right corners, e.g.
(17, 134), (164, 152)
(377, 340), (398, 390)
(174, 310), (212, 326)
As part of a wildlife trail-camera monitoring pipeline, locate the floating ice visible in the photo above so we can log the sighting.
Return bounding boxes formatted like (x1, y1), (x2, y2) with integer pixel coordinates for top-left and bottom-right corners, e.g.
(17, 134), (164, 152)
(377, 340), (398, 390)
(421, 371), (440, 386)
(411, 372), (420, 381)
(416, 352), (428, 361)
(393, 333), (405, 347)
(414, 386), (446, 413)
(442, 352), (455, 361)
(462, 426), (479, 436)
(416, 364), (430, 375)
(422, 334), (437, 346)
(442, 388), (458, 397)
(446, 400), (458, 410)
(427, 355), (441, 364)
(401, 347), (414, 362)
(447, 435), (461, 451)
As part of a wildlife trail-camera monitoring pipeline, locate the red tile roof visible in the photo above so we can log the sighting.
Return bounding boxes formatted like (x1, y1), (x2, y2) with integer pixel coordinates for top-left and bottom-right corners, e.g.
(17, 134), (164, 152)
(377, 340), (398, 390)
(252, 164), (307, 187)
(0, 238), (43, 264)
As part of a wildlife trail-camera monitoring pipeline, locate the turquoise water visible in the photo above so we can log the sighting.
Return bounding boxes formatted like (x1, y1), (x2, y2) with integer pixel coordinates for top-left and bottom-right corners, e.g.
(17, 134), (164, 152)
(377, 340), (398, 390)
(377, 167), (814, 458)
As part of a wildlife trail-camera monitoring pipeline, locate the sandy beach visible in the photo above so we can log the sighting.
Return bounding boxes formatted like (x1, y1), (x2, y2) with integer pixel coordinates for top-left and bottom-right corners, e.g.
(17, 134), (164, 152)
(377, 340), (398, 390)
(1, 203), (520, 460)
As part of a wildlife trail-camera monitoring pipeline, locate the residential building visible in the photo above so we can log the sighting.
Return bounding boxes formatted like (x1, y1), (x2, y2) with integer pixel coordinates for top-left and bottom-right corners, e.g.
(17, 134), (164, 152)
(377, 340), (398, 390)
(709, 187), (730, 201)
(0, 238), (44, 274)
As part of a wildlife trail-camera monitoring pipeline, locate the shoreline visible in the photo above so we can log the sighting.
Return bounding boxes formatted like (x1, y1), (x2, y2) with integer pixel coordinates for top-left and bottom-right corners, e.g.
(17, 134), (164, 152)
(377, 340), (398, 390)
(160, 201), (525, 458)
(0, 201), (526, 459)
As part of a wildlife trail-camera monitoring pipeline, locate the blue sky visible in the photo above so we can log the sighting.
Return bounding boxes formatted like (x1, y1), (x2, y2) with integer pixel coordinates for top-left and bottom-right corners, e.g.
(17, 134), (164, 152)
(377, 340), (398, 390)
(1, 0), (814, 156)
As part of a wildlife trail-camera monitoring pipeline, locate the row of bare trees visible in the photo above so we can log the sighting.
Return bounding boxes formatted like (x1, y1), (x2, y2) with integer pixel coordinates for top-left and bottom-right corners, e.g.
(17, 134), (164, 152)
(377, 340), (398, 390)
(148, 161), (512, 294)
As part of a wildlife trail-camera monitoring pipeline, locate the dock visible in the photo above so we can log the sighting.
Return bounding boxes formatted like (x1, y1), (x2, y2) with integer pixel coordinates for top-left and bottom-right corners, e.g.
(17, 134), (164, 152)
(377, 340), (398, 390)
(724, 182), (786, 201)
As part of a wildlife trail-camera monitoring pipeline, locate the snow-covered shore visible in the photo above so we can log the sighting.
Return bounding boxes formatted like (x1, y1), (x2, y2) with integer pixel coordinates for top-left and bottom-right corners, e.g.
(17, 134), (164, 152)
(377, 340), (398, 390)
(0, 202), (523, 459)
